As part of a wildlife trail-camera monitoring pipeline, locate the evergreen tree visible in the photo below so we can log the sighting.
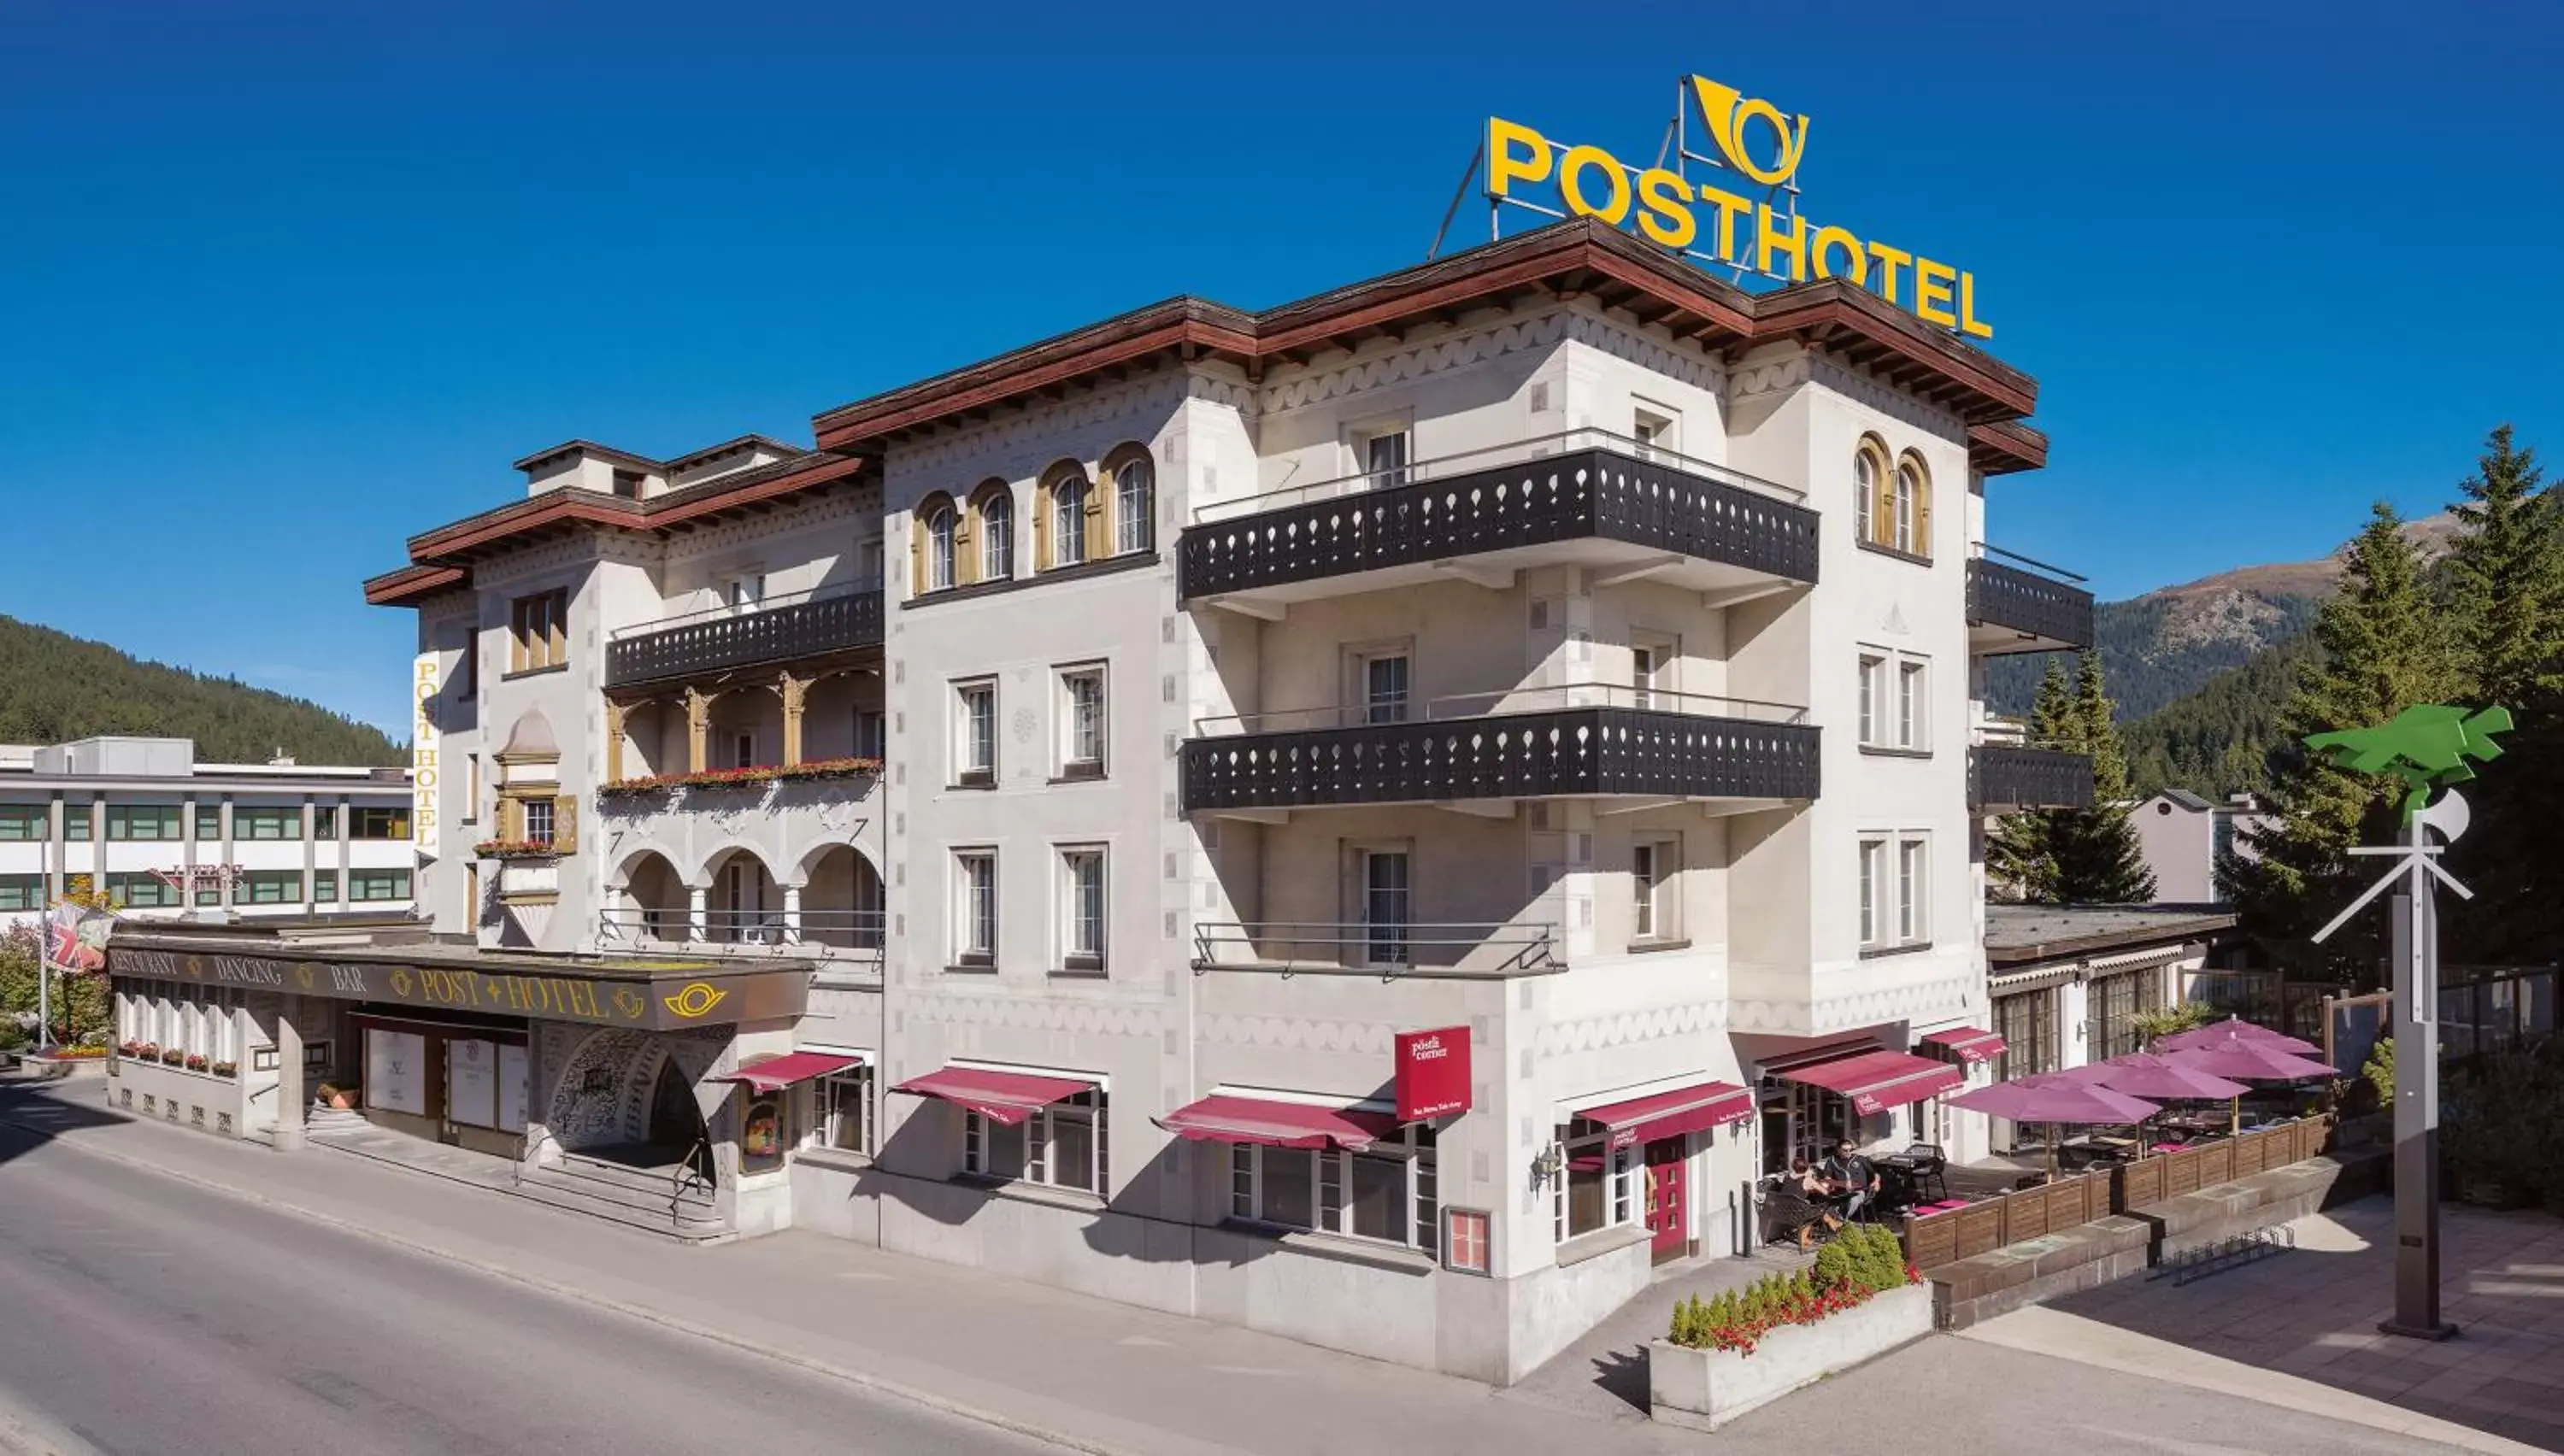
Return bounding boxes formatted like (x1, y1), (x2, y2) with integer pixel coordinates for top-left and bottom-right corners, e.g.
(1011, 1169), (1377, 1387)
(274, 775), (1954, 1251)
(1986, 659), (2070, 899)
(2224, 503), (2465, 972)
(2042, 652), (2157, 902)
(2447, 425), (2562, 707)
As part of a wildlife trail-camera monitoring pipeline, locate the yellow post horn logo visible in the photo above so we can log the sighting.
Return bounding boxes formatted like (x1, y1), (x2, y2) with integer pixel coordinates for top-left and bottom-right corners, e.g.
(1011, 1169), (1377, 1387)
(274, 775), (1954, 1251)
(1690, 75), (1808, 188)
(663, 982), (729, 1019)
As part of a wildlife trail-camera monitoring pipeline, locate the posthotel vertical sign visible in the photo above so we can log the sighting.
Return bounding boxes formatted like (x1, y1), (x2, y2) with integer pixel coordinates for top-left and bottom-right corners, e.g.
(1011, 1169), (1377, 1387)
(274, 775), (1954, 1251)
(1395, 1025), (1472, 1123)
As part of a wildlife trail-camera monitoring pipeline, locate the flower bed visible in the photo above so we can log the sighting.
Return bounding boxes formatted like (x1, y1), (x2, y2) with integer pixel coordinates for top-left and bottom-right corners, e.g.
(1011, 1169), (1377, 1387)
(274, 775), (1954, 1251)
(1650, 1226), (1932, 1432)
(473, 839), (559, 860)
(597, 756), (882, 799)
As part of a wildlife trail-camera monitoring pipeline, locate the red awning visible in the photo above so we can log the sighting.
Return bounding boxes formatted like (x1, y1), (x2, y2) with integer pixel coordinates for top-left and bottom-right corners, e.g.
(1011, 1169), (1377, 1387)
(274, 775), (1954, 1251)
(1776, 1049), (1965, 1115)
(1580, 1081), (1755, 1150)
(1920, 1027), (2009, 1065)
(1155, 1095), (1398, 1152)
(895, 1066), (1094, 1126)
(712, 1051), (861, 1093)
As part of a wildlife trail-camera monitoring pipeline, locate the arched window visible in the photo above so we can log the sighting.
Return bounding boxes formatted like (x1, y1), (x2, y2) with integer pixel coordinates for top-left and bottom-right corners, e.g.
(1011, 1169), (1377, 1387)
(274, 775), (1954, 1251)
(978, 487), (1014, 580)
(1894, 451), (1932, 558)
(926, 503), (956, 591)
(1855, 449), (1878, 546)
(1893, 466), (1917, 553)
(1110, 453), (1154, 555)
(1052, 470), (1091, 567)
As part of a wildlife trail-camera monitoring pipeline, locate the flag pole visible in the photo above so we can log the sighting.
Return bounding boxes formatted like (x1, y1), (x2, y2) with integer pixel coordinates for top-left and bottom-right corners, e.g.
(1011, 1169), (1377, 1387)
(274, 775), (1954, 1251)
(34, 839), (50, 1052)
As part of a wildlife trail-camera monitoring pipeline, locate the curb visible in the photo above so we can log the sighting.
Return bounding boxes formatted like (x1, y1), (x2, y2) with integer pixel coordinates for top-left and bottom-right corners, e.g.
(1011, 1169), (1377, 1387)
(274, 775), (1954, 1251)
(0, 1101), (1142, 1456)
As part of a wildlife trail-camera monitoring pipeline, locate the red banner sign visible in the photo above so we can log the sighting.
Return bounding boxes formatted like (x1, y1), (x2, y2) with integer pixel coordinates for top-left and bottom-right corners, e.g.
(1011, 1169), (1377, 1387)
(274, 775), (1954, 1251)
(1394, 1025), (1472, 1122)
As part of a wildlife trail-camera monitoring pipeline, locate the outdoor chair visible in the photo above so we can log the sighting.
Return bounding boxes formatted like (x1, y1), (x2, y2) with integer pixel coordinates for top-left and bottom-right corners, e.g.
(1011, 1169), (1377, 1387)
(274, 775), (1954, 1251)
(1899, 1143), (1949, 1202)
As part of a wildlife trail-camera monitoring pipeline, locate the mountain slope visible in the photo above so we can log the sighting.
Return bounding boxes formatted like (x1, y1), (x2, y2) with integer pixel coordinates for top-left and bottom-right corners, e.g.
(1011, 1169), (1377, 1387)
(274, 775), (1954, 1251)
(0, 615), (402, 766)
(2122, 630), (2321, 796)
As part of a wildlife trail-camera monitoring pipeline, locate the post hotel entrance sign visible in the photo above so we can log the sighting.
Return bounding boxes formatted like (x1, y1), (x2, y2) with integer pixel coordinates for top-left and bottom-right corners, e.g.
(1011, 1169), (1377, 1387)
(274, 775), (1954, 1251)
(1394, 1025), (1472, 1123)
(1484, 74), (1993, 339)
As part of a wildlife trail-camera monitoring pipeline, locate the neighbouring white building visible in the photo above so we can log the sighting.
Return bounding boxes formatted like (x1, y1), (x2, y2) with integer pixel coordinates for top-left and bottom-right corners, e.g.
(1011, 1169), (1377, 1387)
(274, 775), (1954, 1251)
(2133, 789), (2273, 904)
(112, 220), (2096, 1383)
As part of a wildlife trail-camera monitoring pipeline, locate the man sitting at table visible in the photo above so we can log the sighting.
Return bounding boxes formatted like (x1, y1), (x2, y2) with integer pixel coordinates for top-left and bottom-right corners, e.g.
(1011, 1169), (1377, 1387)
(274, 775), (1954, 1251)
(1821, 1139), (1881, 1222)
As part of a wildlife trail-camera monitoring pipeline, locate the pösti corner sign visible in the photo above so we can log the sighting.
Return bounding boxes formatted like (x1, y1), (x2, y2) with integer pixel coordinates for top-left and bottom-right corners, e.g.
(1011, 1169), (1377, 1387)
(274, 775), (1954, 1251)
(1484, 74), (1993, 339)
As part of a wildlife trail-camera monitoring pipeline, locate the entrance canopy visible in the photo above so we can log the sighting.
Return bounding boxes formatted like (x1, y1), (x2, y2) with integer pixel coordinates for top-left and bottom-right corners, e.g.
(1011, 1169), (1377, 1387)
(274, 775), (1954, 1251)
(1580, 1080), (1754, 1150)
(1776, 1048), (1963, 1115)
(895, 1066), (1093, 1126)
(713, 1051), (862, 1093)
(1919, 1026), (2008, 1065)
(1156, 1095), (1397, 1152)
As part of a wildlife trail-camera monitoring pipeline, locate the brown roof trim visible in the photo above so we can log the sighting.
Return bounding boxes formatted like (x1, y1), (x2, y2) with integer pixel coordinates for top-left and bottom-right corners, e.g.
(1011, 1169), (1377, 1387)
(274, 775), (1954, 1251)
(363, 564), (468, 607)
(510, 438), (662, 474)
(812, 220), (2042, 454)
(1971, 420), (2049, 475)
(1985, 911), (2239, 966)
(667, 432), (807, 473)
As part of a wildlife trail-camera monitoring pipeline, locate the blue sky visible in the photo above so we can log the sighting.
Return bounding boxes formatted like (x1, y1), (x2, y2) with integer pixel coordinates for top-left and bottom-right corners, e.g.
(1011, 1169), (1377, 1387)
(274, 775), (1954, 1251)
(3, 1), (2557, 737)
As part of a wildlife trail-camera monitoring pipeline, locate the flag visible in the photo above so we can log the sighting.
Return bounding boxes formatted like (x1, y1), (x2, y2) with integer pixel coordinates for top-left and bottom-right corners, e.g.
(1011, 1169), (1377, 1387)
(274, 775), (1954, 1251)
(44, 902), (109, 973)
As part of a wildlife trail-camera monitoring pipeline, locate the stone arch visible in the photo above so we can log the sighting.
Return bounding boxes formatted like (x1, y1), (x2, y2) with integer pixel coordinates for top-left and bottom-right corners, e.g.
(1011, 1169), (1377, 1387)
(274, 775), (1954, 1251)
(699, 844), (784, 944)
(544, 1025), (732, 1156)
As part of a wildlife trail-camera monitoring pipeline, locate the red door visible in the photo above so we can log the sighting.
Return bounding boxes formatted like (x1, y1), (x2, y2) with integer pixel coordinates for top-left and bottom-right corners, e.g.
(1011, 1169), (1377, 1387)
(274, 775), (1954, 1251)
(1644, 1136), (1688, 1263)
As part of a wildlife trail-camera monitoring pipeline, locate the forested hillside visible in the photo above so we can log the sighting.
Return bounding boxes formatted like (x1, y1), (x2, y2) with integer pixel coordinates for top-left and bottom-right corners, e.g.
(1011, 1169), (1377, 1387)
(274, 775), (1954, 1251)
(2120, 630), (2320, 796)
(0, 615), (402, 766)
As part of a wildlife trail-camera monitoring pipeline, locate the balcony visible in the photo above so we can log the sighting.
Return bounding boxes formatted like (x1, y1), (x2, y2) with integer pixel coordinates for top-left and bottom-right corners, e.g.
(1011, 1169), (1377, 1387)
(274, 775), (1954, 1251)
(1967, 549), (2094, 654)
(606, 585), (884, 690)
(1181, 687), (1820, 813)
(1971, 744), (2095, 811)
(1179, 430), (1818, 609)
(1191, 920), (1559, 979)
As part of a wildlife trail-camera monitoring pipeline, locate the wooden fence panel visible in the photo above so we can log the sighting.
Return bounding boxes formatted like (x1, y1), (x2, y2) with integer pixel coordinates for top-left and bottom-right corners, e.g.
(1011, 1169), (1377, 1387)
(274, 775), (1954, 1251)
(1905, 1211), (1958, 1271)
(1955, 1203), (2006, 1259)
(2232, 1130), (2266, 1178)
(2202, 1142), (2235, 1186)
(2119, 1156), (2165, 1210)
(2167, 1147), (2204, 1198)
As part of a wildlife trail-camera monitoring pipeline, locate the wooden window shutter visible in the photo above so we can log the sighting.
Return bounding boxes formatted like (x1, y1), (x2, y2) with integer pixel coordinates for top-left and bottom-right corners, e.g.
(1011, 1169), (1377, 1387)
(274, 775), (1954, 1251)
(953, 504), (977, 586)
(1085, 469), (1108, 563)
(909, 513), (926, 596)
(1033, 478), (1054, 570)
(498, 796), (522, 842)
(1872, 461), (1895, 549)
(551, 795), (579, 854)
(1914, 474), (1933, 558)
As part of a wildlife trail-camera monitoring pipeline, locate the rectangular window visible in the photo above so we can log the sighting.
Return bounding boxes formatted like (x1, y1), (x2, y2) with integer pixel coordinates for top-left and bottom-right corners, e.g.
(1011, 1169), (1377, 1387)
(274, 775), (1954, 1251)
(1857, 654), (1885, 746)
(0, 805), (48, 841)
(63, 805), (90, 840)
(231, 807), (303, 841)
(1632, 405), (1677, 461)
(854, 709), (886, 762)
(348, 869), (411, 902)
(1362, 430), (1410, 490)
(729, 731), (756, 770)
(1060, 848), (1106, 967)
(1857, 838), (1885, 948)
(1553, 1119), (1636, 1242)
(1060, 666), (1106, 774)
(1233, 1127), (1438, 1248)
(955, 681), (996, 785)
(726, 573), (767, 612)
(105, 806), (183, 842)
(240, 871), (302, 905)
(315, 870), (338, 904)
(0, 875), (41, 912)
(1898, 839), (1926, 943)
(349, 807), (411, 840)
(315, 806), (339, 840)
(820, 1066), (872, 1154)
(196, 806), (221, 840)
(964, 1089), (1106, 1195)
(1897, 661), (1926, 749)
(521, 799), (556, 846)
(955, 851), (997, 964)
(1361, 653), (1410, 725)
(106, 872), (179, 910)
(1444, 1208), (1491, 1274)
(1361, 849), (1410, 966)
(1632, 837), (1678, 942)
(611, 468), (644, 500)
(509, 589), (569, 673)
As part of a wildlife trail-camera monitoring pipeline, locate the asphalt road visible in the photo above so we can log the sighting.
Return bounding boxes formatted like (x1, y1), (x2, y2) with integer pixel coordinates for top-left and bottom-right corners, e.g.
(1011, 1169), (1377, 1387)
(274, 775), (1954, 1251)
(0, 1116), (1056, 1456)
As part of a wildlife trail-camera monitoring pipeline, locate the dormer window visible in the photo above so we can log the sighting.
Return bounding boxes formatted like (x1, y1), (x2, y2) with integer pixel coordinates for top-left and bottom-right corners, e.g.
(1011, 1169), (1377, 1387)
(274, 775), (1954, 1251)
(611, 469), (643, 500)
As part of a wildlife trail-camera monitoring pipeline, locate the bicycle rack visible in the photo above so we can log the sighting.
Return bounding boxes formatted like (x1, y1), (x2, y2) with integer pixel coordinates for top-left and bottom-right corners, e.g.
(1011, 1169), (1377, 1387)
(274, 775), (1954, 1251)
(2149, 1224), (2298, 1285)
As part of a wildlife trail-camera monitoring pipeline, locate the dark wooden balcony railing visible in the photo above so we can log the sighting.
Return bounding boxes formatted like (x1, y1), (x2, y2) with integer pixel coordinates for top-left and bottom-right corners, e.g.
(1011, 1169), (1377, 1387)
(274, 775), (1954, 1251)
(1971, 744), (2095, 811)
(1179, 433), (1818, 602)
(606, 588), (883, 689)
(1967, 555), (2095, 650)
(1182, 697), (1820, 812)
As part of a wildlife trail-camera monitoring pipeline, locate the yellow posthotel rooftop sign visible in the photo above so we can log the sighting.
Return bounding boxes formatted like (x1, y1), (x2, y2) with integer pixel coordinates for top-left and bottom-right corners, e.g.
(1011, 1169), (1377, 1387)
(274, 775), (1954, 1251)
(1485, 75), (1992, 338)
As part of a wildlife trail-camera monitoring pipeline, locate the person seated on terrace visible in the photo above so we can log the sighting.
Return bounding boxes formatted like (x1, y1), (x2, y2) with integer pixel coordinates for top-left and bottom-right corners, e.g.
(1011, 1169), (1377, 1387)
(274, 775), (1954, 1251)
(1785, 1158), (1844, 1250)
(1821, 1139), (1882, 1221)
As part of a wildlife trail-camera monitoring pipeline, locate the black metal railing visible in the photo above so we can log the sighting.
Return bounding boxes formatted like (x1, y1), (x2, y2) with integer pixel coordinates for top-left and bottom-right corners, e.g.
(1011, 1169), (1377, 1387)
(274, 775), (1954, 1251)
(1967, 555), (2094, 650)
(606, 587), (883, 689)
(1179, 437), (1818, 601)
(1181, 706), (1820, 812)
(1971, 744), (2095, 811)
(1191, 921), (1560, 978)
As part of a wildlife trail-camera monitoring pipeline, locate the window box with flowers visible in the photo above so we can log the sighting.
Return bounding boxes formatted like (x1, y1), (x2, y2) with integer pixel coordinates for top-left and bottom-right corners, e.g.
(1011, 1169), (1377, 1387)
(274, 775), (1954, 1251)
(184, 1053), (209, 1072)
(161, 1048), (186, 1067)
(473, 839), (560, 860)
(1647, 1226), (1931, 1432)
(597, 756), (883, 799)
(120, 1041), (158, 1061)
(209, 1060), (238, 1079)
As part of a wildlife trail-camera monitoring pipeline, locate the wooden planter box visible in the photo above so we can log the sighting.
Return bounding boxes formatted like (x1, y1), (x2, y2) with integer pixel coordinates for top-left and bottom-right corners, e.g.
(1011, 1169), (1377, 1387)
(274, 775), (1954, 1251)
(1648, 1284), (1933, 1432)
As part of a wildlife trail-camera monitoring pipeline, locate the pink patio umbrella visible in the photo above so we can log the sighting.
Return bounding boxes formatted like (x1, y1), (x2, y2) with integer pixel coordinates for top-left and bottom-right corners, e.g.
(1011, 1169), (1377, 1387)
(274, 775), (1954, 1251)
(1949, 1074), (2161, 1182)
(2153, 1017), (2321, 1056)
(2072, 1052), (2257, 1147)
(2163, 1041), (2338, 1135)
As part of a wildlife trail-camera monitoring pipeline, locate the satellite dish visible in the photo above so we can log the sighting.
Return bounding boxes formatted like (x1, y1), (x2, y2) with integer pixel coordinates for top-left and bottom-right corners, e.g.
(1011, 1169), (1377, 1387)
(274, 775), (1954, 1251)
(2414, 786), (2471, 845)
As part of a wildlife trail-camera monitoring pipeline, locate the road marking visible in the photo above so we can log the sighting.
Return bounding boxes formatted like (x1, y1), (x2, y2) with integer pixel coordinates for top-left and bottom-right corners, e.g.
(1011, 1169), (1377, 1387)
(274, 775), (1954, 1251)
(1114, 1336), (1171, 1347)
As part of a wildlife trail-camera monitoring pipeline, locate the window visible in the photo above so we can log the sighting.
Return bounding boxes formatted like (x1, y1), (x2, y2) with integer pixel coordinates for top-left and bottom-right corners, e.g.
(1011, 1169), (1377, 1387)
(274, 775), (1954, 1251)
(1112, 456), (1154, 555)
(965, 1088), (1106, 1195)
(1361, 430), (1410, 490)
(1632, 404), (1676, 461)
(854, 709), (886, 762)
(240, 871), (302, 905)
(0, 875), (41, 912)
(741, 1091), (787, 1176)
(106, 806), (182, 842)
(1443, 1208), (1491, 1274)
(1991, 988), (2058, 1083)
(0, 806), (47, 841)
(1631, 634), (1677, 710)
(1861, 834), (1929, 952)
(1361, 849), (1409, 966)
(509, 589), (569, 673)
(1855, 448), (1878, 545)
(1632, 837), (1679, 942)
(522, 798), (556, 846)
(1898, 840), (1925, 942)
(1860, 652), (1929, 752)
(1051, 473), (1091, 567)
(106, 872), (179, 910)
(348, 869), (411, 902)
(315, 870), (338, 904)
(315, 806), (339, 839)
(727, 731), (756, 769)
(611, 468), (644, 500)
(926, 503), (957, 592)
(63, 805), (89, 840)
(819, 1065), (873, 1154)
(979, 490), (1014, 580)
(349, 807), (410, 840)
(954, 681), (996, 785)
(1059, 666), (1106, 775)
(1361, 652), (1409, 725)
(1897, 661), (1926, 750)
(1553, 1118), (1636, 1242)
(1060, 848), (1106, 968)
(954, 850), (997, 965)
(1857, 838), (1885, 948)
(1894, 463), (1921, 555)
(194, 806), (221, 840)
(231, 807), (303, 841)
(1232, 1124), (1438, 1251)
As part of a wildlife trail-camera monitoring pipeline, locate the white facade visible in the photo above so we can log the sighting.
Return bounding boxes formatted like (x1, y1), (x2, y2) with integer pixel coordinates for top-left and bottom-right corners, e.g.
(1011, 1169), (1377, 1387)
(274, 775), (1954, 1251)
(367, 223), (2082, 1383)
(2133, 790), (2272, 904)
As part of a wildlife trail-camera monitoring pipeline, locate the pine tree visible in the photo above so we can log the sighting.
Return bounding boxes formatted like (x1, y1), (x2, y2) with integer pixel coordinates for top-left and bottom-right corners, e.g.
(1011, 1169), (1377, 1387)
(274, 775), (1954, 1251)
(2224, 503), (2465, 971)
(2447, 425), (2562, 707)
(1986, 658), (2071, 899)
(2042, 653), (2157, 902)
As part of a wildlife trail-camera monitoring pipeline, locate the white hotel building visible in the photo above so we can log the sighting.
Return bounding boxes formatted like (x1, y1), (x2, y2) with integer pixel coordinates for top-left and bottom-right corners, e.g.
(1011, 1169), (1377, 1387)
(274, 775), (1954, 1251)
(132, 220), (2096, 1382)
